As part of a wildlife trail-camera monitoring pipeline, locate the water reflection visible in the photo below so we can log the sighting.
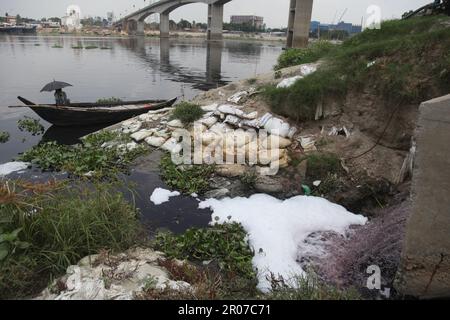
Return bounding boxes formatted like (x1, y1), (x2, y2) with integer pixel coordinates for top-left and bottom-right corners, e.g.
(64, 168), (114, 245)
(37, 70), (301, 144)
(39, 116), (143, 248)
(42, 124), (108, 145)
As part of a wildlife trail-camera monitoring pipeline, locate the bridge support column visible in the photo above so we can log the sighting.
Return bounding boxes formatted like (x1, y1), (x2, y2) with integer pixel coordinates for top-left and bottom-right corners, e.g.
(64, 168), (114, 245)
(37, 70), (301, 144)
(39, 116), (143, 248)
(207, 3), (223, 41)
(287, 0), (313, 48)
(160, 13), (170, 38)
(136, 20), (145, 36)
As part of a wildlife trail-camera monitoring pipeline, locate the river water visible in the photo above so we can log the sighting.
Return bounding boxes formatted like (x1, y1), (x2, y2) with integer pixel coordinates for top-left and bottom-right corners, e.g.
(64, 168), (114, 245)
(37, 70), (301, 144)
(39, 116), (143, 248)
(0, 35), (282, 163)
(0, 35), (282, 233)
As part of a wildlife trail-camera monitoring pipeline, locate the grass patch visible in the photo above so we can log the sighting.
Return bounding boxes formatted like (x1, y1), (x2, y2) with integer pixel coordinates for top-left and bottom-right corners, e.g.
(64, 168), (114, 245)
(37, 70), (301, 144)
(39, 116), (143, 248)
(0, 131), (9, 144)
(170, 102), (205, 126)
(265, 16), (450, 122)
(85, 45), (98, 50)
(246, 78), (257, 85)
(305, 152), (341, 181)
(160, 154), (214, 194)
(0, 180), (142, 299)
(18, 130), (147, 178)
(274, 41), (336, 70)
(154, 223), (258, 299)
(100, 47), (112, 50)
(96, 97), (123, 104)
(72, 44), (84, 49)
(17, 117), (45, 136)
(267, 271), (360, 300)
(52, 44), (63, 48)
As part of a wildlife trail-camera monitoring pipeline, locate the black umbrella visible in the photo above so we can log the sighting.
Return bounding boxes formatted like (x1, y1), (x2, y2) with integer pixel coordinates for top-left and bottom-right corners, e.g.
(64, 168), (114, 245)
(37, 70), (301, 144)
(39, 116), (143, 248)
(40, 81), (73, 92)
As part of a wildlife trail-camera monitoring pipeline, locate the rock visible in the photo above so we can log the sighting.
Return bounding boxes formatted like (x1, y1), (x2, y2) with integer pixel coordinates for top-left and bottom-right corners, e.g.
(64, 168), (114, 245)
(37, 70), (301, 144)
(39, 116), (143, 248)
(167, 119), (184, 129)
(131, 129), (154, 142)
(216, 164), (247, 178)
(227, 91), (249, 104)
(35, 248), (191, 300)
(145, 136), (167, 148)
(198, 116), (218, 128)
(201, 103), (219, 112)
(254, 175), (284, 193)
(161, 138), (182, 153)
(205, 188), (230, 199)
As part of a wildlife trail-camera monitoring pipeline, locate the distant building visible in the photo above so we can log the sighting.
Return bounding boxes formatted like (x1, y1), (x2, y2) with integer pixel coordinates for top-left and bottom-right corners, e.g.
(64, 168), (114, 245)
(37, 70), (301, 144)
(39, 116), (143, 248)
(61, 5), (82, 31)
(3, 15), (17, 25)
(310, 20), (362, 35)
(107, 12), (115, 25)
(230, 15), (264, 29)
(41, 21), (61, 28)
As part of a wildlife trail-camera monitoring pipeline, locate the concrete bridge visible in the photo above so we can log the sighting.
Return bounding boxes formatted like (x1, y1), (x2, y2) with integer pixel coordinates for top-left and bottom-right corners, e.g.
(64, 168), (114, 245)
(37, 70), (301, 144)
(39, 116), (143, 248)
(115, 0), (313, 48)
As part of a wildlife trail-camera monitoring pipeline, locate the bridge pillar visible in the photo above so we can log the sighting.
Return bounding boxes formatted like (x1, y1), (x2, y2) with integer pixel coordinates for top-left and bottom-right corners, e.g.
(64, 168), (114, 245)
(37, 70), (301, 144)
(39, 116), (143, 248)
(137, 20), (145, 36)
(287, 0), (313, 48)
(207, 3), (224, 41)
(160, 13), (170, 38)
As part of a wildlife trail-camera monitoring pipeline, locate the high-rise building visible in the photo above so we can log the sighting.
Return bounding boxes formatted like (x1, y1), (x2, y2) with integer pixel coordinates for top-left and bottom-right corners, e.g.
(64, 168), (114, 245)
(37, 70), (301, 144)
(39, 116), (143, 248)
(230, 15), (264, 29)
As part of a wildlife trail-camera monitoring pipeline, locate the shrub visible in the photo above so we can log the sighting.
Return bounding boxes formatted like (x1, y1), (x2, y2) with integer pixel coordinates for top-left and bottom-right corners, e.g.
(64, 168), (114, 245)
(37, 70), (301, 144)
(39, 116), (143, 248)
(306, 152), (341, 181)
(274, 41), (336, 70)
(17, 117), (45, 136)
(160, 154), (214, 194)
(170, 102), (205, 126)
(0, 131), (9, 144)
(18, 130), (147, 178)
(0, 180), (142, 298)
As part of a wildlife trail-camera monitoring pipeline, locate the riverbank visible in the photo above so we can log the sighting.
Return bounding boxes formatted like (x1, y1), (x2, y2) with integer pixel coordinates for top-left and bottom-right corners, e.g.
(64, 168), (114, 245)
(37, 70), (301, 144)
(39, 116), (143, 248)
(36, 28), (286, 43)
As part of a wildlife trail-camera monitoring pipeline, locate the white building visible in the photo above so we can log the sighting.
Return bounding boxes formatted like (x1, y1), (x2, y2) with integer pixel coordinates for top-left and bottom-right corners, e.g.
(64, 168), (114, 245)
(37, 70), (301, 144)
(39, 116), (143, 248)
(61, 5), (82, 31)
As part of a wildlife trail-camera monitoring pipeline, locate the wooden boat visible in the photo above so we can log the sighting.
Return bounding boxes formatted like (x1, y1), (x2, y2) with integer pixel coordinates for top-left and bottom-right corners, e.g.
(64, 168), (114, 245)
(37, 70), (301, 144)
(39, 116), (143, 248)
(0, 25), (37, 34)
(15, 96), (177, 127)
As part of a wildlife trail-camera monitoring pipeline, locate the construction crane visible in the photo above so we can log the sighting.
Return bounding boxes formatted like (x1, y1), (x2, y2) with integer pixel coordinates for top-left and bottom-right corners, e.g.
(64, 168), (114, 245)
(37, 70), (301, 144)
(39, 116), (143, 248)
(337, 8), (348, 24)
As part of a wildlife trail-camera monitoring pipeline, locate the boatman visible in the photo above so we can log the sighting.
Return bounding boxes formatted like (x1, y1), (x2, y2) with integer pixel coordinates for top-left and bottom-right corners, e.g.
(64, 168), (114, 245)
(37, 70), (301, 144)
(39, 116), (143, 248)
(54, 88), (70, 105)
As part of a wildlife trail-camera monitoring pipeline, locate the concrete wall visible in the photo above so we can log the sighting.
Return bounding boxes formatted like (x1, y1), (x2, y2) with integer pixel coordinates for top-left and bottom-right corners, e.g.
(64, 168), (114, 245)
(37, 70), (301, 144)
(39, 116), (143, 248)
(395, 94), (450, 299)
(287, 0), (313, 48)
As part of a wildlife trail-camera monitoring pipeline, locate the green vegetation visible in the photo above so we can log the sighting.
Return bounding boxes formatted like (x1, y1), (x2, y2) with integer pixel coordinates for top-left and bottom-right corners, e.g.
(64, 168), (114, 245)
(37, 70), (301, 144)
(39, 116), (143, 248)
(274, 41), (336, 70)
(265, 16), (450, 122)
(305, 152), (341, 181)
(246, 78), (257, 85)
(154, 223), (258, 298)
(0, 131), (9, 144)
(170, 102), (205, 126)
(17, 117), (45, 136)
(72, 44), (84, 49)
(100, 47), (112, 50)
(18, 130), (147, 178)
(34, 43), (41, 46)
(85, 45), (99, 50)
(160, 154), (214, 194)
(0, 180), (142, 299)
(267, 271), (360, 300)
(52, 44), (63, 48)
(96, 97), (123, 104)
(240, 171), (257, 189)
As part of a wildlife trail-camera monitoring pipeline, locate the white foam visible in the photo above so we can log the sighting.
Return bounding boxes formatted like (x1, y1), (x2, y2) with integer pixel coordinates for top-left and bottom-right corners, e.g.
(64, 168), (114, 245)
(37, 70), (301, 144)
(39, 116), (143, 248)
(199, 194), (367, 292)
(150, 188), (181, 205)
(0, 162), (29, 177)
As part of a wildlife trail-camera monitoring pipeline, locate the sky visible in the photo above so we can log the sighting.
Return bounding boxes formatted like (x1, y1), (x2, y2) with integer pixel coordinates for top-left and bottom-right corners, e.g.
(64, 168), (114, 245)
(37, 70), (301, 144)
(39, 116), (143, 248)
(1, 0), (431, 27)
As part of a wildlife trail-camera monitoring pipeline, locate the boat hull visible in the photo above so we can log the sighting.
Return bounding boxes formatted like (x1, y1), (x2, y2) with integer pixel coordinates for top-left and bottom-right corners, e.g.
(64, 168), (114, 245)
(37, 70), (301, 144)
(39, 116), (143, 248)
(0, 26), (37, 34)
(22, 98), (177, 127)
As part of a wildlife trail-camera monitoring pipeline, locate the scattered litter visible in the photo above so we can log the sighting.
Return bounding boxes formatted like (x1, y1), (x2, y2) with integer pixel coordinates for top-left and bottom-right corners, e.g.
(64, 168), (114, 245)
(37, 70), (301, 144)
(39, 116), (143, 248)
(300, 64), (318, 76)
(298, 135), (317, 152)
(302, 185), (312, 195)
(328, 126), (351, 138)
(0, 162), (29, 176)
(367, 60), (376, 68)
(199, 194), (367, 292)
(313, 180), (322, 187)
(227, 91), (249, 104)
(150, 188), (181, 205)
(277, 76), (302, 89)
